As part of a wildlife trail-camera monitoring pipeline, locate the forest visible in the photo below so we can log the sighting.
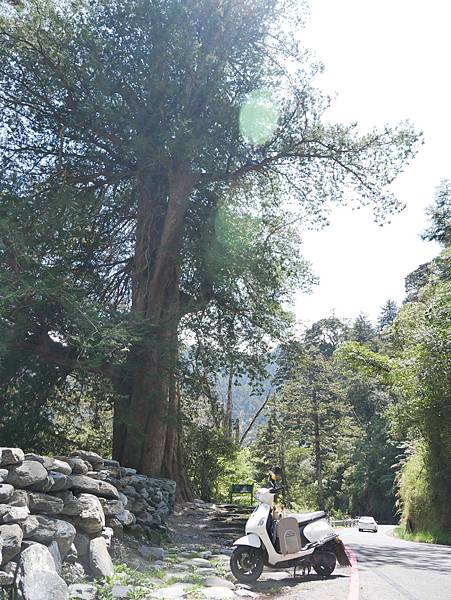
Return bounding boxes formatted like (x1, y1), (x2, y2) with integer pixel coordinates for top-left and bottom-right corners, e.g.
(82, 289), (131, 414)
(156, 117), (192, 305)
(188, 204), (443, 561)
(0, 0), (449, 545)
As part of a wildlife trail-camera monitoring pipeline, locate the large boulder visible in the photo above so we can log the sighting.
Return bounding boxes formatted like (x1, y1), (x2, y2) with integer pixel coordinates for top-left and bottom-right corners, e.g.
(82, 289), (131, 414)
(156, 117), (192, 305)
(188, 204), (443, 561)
(0, 505), (30, 523)
(28, 493), (64, 515)
(49, 472), (71, 492)
(89, 537), (113, 578)
(28, 516), (76, 557)
(54, 491), (83, 516)
(8, 490), (29, 507)
(70, 451), (103, 468)
(67, 475), (99, 494)
(20, 516), (40, 538)
(74, 494), (104, 534)
(0, 523), (23, 564)
(6, 461), (48, 489)
(0, 448), (24, 466)
(97, 480), (120, 499)
(16, 543), (68, 600)
(56, 457), (89, 475)
(0, 484), (14, 502)
(98, 498), (124, 516)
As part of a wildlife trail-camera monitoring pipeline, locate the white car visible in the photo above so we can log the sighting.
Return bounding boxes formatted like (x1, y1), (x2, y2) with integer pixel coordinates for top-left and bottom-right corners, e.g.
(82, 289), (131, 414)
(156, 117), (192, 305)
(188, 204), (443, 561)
(358, 516), (378, 532)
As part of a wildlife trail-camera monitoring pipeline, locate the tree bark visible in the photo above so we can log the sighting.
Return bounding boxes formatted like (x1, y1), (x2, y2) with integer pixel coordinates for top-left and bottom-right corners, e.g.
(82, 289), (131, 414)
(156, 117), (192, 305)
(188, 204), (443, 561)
(112, 167), (194, 489)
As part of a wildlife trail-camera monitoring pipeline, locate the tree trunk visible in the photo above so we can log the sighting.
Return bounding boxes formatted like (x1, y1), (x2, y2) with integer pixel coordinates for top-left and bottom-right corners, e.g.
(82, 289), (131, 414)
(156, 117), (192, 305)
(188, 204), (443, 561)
(112, 167), (194, 491)
(312, 392), (325, 510)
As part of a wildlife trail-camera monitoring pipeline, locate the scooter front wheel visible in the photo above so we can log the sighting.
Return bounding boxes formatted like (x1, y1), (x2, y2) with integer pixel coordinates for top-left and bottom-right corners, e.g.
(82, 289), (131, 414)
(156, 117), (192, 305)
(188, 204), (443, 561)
(230, 545), (264, 583)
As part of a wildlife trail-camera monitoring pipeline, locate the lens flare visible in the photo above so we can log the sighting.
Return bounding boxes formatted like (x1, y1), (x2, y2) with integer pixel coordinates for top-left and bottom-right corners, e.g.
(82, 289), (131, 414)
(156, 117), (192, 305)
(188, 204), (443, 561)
(239, 89), (279, 146)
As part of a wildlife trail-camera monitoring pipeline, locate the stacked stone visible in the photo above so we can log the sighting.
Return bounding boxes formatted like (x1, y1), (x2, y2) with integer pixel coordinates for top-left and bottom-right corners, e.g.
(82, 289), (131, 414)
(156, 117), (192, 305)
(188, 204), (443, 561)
(108, 473), (176, 543)
(0, 447), (176, 599)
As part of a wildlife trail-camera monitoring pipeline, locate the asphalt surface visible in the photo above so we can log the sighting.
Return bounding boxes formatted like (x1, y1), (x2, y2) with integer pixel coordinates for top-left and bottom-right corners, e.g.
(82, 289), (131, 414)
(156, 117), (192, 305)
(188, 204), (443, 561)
(253, 525), (451, 600)
(344, 525), (451, 600)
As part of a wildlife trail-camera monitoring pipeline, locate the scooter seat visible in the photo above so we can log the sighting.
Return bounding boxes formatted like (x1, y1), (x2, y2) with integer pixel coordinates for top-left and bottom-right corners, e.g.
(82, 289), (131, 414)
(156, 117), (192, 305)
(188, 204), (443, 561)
(291, 510), (327, 524)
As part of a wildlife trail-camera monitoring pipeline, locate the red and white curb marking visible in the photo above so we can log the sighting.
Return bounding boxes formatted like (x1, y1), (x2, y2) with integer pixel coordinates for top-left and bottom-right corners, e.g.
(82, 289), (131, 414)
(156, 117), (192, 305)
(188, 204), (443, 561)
(347, 549), (360, 600)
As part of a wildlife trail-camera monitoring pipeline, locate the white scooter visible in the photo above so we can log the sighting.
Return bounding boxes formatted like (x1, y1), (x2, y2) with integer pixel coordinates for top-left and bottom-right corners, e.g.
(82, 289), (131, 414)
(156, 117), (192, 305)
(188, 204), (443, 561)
(230, 486), (350, 583)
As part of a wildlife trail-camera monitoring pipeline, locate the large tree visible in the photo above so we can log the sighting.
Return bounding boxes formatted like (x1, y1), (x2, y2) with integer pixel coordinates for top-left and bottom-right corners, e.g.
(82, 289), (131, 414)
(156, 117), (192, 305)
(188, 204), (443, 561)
(0, 0), (419, 487)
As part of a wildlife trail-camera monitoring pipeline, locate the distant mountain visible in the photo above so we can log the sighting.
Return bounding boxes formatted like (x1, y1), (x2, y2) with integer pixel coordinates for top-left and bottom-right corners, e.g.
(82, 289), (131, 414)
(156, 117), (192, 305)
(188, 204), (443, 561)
(216, 365), (275, 442)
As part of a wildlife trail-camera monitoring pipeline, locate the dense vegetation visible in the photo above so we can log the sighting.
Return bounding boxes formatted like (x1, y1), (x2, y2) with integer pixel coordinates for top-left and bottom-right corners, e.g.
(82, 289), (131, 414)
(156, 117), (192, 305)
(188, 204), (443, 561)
(0, 0), (449, 543)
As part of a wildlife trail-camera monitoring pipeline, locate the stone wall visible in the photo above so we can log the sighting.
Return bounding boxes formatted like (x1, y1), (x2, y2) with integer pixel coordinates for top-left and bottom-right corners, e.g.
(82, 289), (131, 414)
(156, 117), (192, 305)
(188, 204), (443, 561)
(0, 447), (176, 598)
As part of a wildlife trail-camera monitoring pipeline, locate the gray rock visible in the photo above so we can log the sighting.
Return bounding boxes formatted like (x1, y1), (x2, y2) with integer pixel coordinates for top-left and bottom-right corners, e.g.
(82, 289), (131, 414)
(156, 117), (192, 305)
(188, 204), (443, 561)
(28, 516), (76, 556)
(29, 475), (54, 493)
(20, 516), (40, 538)
(0, 468), (8, 483)
(70, 450), (103, 467)
(89, 536), (113, 578)
(62, 561), (85, 585)
(6, 461), (48, 489)
(65, 543), (78, 563)
(46, 459), (72, 476)
(0, 569), (15, 587)
(116, 509), (135, 526)
(97, 480), (120, 499)
(73, 532), (90, 557)
(198, 588), (235, 599)
(0, 523), (23, 563)
(0, 561), (16, 586)
(0, 448), (24, 466)
(182, 558), (212, 568)
(74, 494), (104, 534)
(105, 517), (123, 539)
(28, 492), (64, 515)
(139, 545), (165, 561)
(148, 584), (192, 599)
(203, 577), (235, 590)
(234, 591), (258, 599)
(9, 490), (29, 507)
(68, 583), (96, 600)
(0, 505), (30, 523)
(54, 491), (82, 516)
(111, 585), (132, 598)
(16, 543), (68, 600)
(49, 472), (71, 492)
(56, 457), (89, 475)
(100, 527), (114, 548)
(48, 540), (62, 574)
(98, 498), (124, 516)
(0, 484), (14, 502)
(103, 459), (120, 468)
(67, 475), (99, 494)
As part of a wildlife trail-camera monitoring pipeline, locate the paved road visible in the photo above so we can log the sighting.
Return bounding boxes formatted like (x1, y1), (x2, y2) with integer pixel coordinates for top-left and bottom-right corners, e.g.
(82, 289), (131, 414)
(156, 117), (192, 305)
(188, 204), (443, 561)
(253, 525), (451, 600)
(343, 525), (451, 600)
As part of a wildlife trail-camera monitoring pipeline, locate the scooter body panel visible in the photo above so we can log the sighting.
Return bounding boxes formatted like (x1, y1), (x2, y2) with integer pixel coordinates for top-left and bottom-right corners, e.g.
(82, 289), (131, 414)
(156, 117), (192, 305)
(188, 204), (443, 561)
(244, 503), (315, 565)
(233, 533), (261, 548)
(304, 519), (336, 544)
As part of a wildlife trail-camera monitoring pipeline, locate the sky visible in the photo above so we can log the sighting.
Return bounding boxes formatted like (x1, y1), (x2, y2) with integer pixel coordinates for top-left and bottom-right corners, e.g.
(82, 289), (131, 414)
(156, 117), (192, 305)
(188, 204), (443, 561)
(292, 0), (448, 325)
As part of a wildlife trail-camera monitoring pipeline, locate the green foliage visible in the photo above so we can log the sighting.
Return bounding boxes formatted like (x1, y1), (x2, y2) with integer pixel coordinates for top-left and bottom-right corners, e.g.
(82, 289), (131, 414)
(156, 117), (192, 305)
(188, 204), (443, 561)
(422, 179), (451, 246)
(214, 447), (255, 503)
(184, 422), (237, 502)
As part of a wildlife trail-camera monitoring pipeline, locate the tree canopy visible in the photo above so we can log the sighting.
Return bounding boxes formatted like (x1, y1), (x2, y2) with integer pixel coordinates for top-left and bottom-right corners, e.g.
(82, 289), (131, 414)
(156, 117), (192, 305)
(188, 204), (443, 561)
(0, 0), (420, 489)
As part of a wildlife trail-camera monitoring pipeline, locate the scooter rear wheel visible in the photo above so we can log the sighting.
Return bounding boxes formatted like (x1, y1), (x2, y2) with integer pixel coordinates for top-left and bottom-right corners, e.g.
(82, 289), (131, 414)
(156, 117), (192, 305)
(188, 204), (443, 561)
(313, 551), (336, 577)
(230, 545), (264, 583)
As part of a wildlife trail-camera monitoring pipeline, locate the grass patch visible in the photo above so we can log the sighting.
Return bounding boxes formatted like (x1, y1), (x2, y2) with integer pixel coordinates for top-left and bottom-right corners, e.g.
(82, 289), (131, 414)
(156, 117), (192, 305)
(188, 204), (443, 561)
(394, 525), (451, 546)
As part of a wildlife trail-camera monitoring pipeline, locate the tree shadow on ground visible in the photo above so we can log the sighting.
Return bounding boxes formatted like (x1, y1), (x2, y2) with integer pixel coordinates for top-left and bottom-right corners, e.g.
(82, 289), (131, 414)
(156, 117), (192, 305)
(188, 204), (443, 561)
(245, 571), (348, 594)
(349, 542), (451, 574)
